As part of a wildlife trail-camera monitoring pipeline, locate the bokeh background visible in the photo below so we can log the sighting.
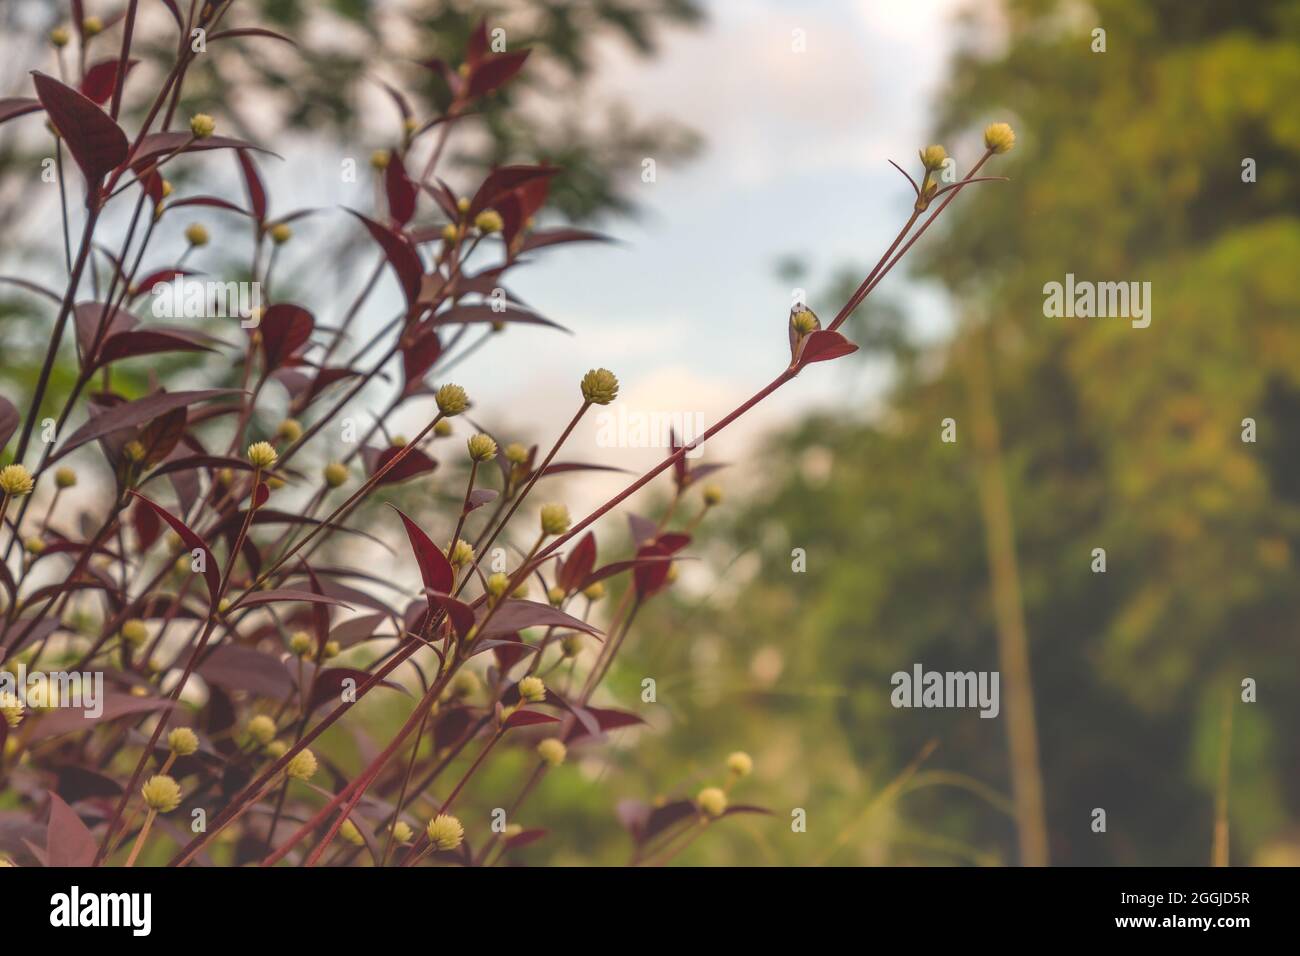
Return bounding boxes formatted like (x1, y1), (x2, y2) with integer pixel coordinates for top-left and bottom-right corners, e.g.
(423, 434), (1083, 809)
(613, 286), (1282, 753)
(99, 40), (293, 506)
(2, 0), (1298, 865)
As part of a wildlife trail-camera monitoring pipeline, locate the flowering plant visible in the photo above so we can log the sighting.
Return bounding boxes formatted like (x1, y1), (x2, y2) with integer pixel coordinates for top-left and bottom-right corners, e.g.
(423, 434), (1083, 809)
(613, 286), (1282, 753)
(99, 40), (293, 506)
(0, 3), (1011, 867)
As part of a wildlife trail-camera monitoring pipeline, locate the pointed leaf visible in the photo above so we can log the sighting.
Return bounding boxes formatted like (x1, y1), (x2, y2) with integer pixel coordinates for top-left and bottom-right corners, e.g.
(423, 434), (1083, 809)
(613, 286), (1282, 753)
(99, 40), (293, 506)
(31, 72), (128, 186)
(128, 491), (219, 607)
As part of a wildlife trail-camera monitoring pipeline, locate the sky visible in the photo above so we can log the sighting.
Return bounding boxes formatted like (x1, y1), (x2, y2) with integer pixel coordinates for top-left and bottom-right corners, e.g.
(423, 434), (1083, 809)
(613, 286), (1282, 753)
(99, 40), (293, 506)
(283, 0), (981, 515)
(429, 0), (977, 506)
(0, 0), (981, 516)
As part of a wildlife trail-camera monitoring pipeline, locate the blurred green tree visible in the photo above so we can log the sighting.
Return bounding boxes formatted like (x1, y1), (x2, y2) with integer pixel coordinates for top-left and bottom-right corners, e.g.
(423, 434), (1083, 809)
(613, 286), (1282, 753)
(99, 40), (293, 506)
(620, 0), (1300, 866)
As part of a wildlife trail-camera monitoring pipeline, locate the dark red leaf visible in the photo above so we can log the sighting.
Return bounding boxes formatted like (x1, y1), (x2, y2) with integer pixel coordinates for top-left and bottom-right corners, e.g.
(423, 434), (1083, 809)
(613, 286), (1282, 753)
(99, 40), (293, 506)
(556, 532), (596, 594)
(207, 28), (298, 46)
(31, 72), (128, 186)
(475, 600), (602, 640)
(392, 507), (454, 607)
(504, 827), (548, 850)
(797, 329), (859, 366)
(235, 589), (354, 610)
(467, 50), (531, 99)
(45, 792), (97, 867)
(466, 19), (490, 66)
(347, 209), (423, 309)
(0, 97), (41, 126)
(385, 151), (417, 226)
(469, 165), (558, 217)
(464, 488), (497, 515)
(198, 645), (293, 699)
(517, 228), (610, 253)
(308, 668), (405, 712)
(423, 591), (476, 639)
(97, 327), (217, 366)
(427, 302), (566, 332)
(400, 328), (441, 394)
(53, 389), (242, 461)
(236, 149), (267, 221)
(503, 709), (560, 728)
(368, 445), (437, 486)
(79, 58), (139, 106)
(0, 395), (18, 450)
(128, 491), (220, 607)
(259, 303), (314, 368)
(137, 406), (187, 466)
(130, 132), (277, 167)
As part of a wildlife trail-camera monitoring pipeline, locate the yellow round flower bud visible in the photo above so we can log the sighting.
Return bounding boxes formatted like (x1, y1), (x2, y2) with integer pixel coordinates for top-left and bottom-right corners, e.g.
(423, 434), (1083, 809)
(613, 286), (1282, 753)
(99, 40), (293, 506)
(0, 464), (34, 497)
(390, 820), (414, 844)
(322, 641), (340, 659)
(447, 538), (474, 568)
(451, 670), (480, 698)
(441, 223), (459, 244)
(50, 27), (71, 47)
(275, 418), (302, 443)
(24, 537), (44, 556)
(435, 383), (469, 417)
(123, 440), (147, 462)
(184, 223), (209, 247)
(55, 467), (77, 489)
(370, 149), (390, 170)
(581, 581), (605, 602)
(265, 740), (288, 759)
(433, 419), (452, 438)
(919, 144), (948, 171)
(120, 618), (149, 648)
(161, 179), (173, 198)
(697, 786), (727, 817)
(560, 634), (582, 657)
(270, 223), (292, 244)
(247, 441), (278, 469)
(536, 737), (566, 767)
(517, 676), (546, 703)
(467, 433), (497, 462)
(142, 775), (182, 813)
(539, 503), (570, 537)
(217, 597), (231, 614)
(323, 462), (348, 488)
(486, 572), (510, 599)
(82, 16), (104, 36)
(511, 581), (530, 599)
(726, 751), (753, 777)
(791, 308), (818, 335)
(702, 483), (723, 506)
(474, 209), (503, 234)
(984, 122), (1016, 154)
(289, 631), (313, 656)
(547, 586), (565, 607)
(456, 197), (471, 214)
(0, 692), (24, 728)
(168, 727), (200, 756)
(580, 368), (619, 405)
(286, 748), (318, 781)
(504, 442), (528, 465)
(247, 714), (277, 746)
(190, 113), (216, 139)
(426, 813), (464, 851)
(340, 819), (365, 846)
